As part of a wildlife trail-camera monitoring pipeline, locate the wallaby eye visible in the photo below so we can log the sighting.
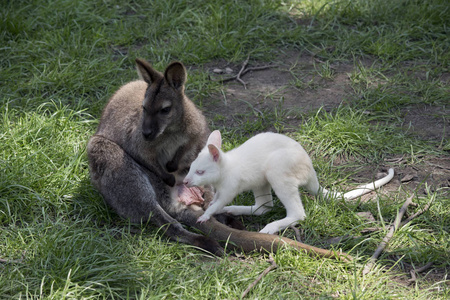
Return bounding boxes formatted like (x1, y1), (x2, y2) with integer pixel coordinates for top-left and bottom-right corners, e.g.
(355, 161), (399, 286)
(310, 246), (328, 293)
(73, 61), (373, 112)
(160, 106), (171, 114)
(195, 170), (205, 175)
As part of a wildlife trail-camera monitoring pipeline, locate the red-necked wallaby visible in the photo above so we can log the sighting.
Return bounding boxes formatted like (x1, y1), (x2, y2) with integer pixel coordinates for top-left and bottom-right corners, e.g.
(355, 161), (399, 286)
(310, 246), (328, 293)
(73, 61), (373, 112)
(87, 59), (352, 261)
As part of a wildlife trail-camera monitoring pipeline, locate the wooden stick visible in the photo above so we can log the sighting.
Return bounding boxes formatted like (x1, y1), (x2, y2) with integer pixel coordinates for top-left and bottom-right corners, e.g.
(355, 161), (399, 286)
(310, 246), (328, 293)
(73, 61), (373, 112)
(362, 195), (414, 275)
(217, 65), (276, 83)
(408, 262), (433, 283)
(241, 254), (278, 299)
(289, 225), (302, 243)
(213, 55), (276, 88)
(400, 196), (434, 227)
(240, 65), (277, 76)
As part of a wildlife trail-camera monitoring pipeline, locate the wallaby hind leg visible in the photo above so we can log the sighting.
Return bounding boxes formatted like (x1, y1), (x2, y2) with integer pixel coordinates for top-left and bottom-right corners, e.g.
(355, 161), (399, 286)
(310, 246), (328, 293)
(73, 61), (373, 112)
(223, 184), (273, 216)
(87, 135), (222, 255)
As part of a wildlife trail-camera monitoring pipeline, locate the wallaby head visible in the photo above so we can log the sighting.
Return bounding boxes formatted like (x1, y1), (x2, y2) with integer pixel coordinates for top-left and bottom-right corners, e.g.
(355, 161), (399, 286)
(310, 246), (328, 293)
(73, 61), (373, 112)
(183, 130), (223, 187)
(135, 58), (187, 141)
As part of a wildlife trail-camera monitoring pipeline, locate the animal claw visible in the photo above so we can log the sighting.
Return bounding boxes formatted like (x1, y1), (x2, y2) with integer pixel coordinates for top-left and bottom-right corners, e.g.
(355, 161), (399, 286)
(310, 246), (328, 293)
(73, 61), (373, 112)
(197, 215), (210, 223)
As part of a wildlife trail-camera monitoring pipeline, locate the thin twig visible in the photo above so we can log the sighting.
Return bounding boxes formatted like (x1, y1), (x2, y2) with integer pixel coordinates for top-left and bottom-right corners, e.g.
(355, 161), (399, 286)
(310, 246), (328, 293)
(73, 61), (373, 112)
(290, 225), (302, 242)
(213, 55), (276, 88)
(360, 196), (431, 235)
(219, 65), (276, 83)
(400, 196), (434, 227)
(385, 156), (405, 163)
(360, 227), (384, 234)
(414, 261), (434, 273)
(408, 262), (434, 283)
(236, 55), (250, 89)
(241, 254), (278, 299)
(409, 268), (417, 282)
(241, 65), (276, 75)
(362, 195), (414, 275)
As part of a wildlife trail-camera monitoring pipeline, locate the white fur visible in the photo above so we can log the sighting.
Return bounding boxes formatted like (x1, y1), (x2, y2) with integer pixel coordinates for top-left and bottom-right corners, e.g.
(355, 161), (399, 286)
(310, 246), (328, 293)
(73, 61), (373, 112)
(183, 130), (394, 234)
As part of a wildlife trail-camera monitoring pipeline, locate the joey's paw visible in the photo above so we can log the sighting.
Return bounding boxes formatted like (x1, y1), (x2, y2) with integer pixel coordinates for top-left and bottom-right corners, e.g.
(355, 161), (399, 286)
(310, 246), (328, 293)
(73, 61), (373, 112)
(223, 206), (242, 215)
(197, 214), (210, 223)
(259, 225), (279, 235)
(166, 160), (178, 173)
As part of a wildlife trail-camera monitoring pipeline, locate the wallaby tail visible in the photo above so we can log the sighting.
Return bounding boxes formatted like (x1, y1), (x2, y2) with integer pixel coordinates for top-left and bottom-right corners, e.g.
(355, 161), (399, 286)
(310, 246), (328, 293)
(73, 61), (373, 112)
(187, 210), (352, 262)
(321, 168), (394, 200)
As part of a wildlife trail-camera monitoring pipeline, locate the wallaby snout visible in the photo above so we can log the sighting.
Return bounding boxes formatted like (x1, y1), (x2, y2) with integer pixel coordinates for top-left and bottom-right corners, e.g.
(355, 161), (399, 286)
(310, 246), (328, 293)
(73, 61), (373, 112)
(141, 110), (161, 141)
(142, 128), (156, 141)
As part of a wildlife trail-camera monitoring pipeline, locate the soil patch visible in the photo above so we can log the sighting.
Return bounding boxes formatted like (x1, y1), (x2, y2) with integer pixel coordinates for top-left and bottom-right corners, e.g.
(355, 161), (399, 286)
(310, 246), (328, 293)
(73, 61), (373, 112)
(196, 51), (449, 193)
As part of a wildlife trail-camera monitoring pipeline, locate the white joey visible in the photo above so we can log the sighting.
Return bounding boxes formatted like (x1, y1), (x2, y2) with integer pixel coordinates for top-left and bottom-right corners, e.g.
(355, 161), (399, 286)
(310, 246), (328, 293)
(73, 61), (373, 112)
(183, 130), (394, 234)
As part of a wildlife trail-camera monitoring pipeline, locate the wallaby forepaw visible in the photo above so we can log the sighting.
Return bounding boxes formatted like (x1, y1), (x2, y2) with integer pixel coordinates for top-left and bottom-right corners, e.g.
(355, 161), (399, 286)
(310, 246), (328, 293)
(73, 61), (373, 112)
(166, 160), (178, 173)
(163, 174), (176, 187)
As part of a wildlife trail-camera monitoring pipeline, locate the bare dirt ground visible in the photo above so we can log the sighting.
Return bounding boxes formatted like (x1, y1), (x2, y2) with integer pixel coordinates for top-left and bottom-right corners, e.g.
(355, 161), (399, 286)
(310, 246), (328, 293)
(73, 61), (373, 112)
(197, 51), (449, 288)
(198, 51), (449, 195)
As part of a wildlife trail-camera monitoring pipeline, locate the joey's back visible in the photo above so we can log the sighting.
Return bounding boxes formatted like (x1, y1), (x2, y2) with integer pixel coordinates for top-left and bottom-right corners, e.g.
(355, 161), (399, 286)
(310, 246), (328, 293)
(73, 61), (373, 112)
(185, 131), (316, 193)
(226, 132), (314, 186)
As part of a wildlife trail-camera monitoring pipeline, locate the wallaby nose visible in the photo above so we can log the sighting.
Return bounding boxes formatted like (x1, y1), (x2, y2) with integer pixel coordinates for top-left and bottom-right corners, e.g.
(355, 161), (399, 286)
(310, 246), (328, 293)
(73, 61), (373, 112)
(142, 129), (153, 140)
(183, 179), (190, 186)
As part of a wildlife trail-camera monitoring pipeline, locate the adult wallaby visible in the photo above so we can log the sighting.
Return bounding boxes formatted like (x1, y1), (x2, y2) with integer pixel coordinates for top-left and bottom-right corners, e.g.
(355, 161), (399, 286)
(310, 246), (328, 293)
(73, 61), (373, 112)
(183, 130), (394, 234)
(87, 59), (352, 261)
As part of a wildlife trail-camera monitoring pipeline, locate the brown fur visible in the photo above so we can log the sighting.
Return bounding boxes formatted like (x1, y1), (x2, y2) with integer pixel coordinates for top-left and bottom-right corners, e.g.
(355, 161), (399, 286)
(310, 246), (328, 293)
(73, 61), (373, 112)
(87, 59), (352, 261)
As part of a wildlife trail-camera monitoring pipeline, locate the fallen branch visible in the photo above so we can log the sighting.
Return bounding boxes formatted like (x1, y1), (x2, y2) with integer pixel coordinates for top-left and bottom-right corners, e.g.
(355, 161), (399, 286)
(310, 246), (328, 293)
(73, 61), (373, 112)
(241, 254), (278, 299)
(235, 55), (250, 88)
(408, 262), (433, 283)
(289, 225), (302, 243)
(400, 196), (434, 227)
(214, 55), (277, 89)
(360, 227), (384, 234)
(362, 195), (414, 275)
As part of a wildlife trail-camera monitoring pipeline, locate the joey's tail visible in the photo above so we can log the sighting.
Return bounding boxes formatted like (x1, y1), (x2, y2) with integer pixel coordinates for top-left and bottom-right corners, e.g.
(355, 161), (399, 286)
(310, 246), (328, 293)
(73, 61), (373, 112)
(321, 168), (394, 200)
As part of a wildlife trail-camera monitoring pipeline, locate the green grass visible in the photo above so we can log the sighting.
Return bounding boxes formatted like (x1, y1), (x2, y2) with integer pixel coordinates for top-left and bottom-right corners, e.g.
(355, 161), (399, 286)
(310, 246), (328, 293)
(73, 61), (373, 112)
(1, 0), (449, 299)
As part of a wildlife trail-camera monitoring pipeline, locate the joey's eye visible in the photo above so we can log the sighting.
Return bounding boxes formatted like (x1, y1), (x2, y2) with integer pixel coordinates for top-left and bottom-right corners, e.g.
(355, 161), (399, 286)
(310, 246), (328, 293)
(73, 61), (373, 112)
(195, 170), (205, 175)
(160, 106), (171, 114)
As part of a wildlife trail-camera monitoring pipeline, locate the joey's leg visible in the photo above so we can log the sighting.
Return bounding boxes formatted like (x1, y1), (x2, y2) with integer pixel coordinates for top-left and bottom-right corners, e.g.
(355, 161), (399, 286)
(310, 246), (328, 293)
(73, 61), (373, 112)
(223, 185), (273, 216)
(259, 181), (306, 234)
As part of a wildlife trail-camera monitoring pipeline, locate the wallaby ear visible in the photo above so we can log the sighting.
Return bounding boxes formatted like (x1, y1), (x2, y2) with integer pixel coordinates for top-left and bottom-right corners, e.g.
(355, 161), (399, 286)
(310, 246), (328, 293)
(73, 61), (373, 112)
(207, 130), (222, 149)
(208, 144), (220, 162)
(136, 58), (163, 84)
(164, 62), (187, 90)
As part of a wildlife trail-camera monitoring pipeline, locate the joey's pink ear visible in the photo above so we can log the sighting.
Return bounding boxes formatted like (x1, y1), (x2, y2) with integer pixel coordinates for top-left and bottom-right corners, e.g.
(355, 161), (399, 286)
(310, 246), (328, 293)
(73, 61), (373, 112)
(207, 130), (222, 148)
(208, 144), (220, 162)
